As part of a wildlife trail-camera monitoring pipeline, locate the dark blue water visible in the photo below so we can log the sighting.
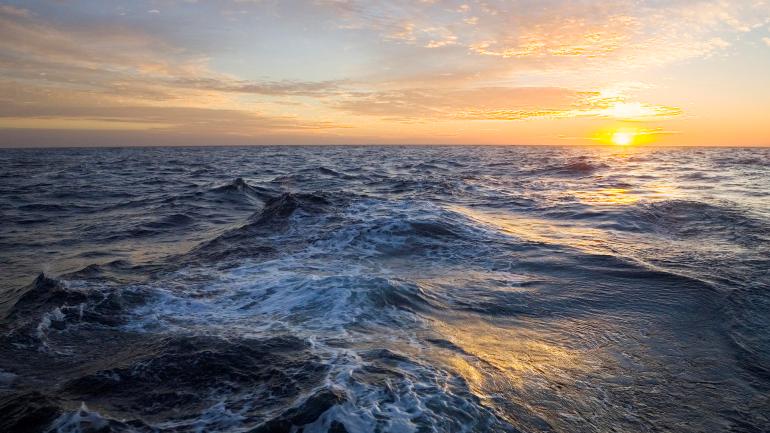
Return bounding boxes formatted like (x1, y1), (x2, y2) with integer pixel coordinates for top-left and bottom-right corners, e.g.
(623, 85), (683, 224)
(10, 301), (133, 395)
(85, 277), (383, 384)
(1, 146), (769, 432)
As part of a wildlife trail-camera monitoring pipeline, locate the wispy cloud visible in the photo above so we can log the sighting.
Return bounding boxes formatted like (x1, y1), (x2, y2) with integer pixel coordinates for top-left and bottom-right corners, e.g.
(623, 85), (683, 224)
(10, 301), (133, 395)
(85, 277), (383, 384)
(334, 86), (681, 122)
(0, 4), (349, 136)
(0, 4), (28, 17)
(320, 0), (770, 68)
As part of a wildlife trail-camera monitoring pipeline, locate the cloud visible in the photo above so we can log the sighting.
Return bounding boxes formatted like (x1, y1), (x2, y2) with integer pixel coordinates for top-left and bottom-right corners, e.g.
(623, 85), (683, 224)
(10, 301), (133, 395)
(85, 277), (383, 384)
(334, 86), (681, 122)
(0, 4), (29, 17)
(320, 0), (770, 68)
(0, 6), (349, 137)
(468, 15), (637, 59)
(0, 96), (349, 133)
(171, 78), (345, 97)
(425, 36), (458, 48)
(0, 8), (204, 79)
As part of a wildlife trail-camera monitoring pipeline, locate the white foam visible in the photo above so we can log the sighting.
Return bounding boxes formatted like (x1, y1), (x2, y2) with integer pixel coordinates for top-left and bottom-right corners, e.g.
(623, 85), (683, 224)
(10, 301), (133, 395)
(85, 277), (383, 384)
(103, 199), (511, 431)
(49, 403), (113, 433)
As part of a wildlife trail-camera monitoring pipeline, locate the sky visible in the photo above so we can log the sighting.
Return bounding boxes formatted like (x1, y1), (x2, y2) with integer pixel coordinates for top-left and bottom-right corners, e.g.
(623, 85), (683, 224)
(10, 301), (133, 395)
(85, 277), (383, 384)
(1, 0), (769, 147)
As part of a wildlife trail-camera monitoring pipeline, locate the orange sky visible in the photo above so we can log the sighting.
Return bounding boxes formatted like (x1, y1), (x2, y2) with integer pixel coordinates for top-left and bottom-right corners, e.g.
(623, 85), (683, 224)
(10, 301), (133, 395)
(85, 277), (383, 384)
(1, 1), (769, 147)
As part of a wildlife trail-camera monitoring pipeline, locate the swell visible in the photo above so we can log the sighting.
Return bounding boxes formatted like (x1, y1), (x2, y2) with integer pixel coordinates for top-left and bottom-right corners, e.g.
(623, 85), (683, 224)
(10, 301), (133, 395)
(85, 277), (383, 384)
(625, 199), (769, 243)
(5, 195), (738, 331)
(722, 283), (770, 388)
(0, 196), (523, 431)
(181, 191), (338, 265)
(526, 157), (607, 177)
(0, 272), (343, 432)
(2, 147), (770, 432)
(95, 177), (273, 214)
(537, 198), (770, 248)
(0, 273), (150, 351)
(0, 271), (515, 433)
(209, 177), (275, 202)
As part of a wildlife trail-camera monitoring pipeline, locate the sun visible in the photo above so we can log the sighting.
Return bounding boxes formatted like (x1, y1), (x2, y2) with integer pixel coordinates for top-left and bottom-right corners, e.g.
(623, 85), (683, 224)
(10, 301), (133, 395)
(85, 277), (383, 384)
(611, 131), (635, 146)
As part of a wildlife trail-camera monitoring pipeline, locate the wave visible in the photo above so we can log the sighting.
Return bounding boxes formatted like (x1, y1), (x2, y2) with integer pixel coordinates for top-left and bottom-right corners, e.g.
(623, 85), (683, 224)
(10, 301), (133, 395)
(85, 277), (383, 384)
(366, 177), (464, 197)
(714, 155), (770, 168)
(92, 178), (269, 220)
(0, 392), (65, 433)
(181, 192), (336, 264)
(4, 274), (87, 321)
(251, 191), (334, 224)
(141, 213), (195, 229)
(723, 286), (770, 387)
(1, 273), (153, 353)
(17, 204), (70, 212)
(317, 166), (356, 179)
(526, 157), (607, 177)
(0, 264), (518, 432)
(208, 177), (275, 203)
(61, 335), (326, 423)
(2, 146), (770, 432)
(625, 199), (769, 244)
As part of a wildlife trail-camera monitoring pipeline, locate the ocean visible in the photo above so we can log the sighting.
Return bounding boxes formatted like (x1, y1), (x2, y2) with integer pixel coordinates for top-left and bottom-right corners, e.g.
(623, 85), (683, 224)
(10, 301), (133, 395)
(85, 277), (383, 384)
(0, 145), (768, 432)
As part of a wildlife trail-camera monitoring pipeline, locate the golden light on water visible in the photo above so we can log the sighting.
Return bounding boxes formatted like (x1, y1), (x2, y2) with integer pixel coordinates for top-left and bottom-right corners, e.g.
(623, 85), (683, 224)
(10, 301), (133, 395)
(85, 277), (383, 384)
(574, 188), (638, 205)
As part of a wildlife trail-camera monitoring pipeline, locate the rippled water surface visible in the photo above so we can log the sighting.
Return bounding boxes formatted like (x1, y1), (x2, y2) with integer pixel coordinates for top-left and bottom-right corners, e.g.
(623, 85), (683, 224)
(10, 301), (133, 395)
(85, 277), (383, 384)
(1, 145), (769, 432)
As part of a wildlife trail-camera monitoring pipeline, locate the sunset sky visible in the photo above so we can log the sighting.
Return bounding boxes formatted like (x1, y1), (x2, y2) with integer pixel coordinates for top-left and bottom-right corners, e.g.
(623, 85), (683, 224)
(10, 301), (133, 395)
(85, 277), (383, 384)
(1, 0), (769, 147)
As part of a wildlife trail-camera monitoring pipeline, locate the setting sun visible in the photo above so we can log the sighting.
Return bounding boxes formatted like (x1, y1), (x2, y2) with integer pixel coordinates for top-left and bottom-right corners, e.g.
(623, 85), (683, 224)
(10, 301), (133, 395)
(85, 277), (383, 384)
(611, 131), (635, 146)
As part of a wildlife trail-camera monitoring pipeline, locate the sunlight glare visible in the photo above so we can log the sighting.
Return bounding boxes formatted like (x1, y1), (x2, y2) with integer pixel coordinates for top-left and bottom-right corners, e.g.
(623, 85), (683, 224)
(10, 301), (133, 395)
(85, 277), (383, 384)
(611, 131), (634, 146)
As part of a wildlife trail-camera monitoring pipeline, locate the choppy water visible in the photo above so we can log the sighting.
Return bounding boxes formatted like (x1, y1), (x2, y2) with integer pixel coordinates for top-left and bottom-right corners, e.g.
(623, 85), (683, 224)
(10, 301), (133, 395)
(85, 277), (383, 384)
(1, 145), (769, 433)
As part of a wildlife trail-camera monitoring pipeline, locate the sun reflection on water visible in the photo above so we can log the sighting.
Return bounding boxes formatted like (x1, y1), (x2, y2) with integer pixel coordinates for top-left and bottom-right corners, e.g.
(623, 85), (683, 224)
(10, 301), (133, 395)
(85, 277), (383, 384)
(427, 317), (597, 429)
(573, 188), (639, 205)
(447, 205), (613, 254)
